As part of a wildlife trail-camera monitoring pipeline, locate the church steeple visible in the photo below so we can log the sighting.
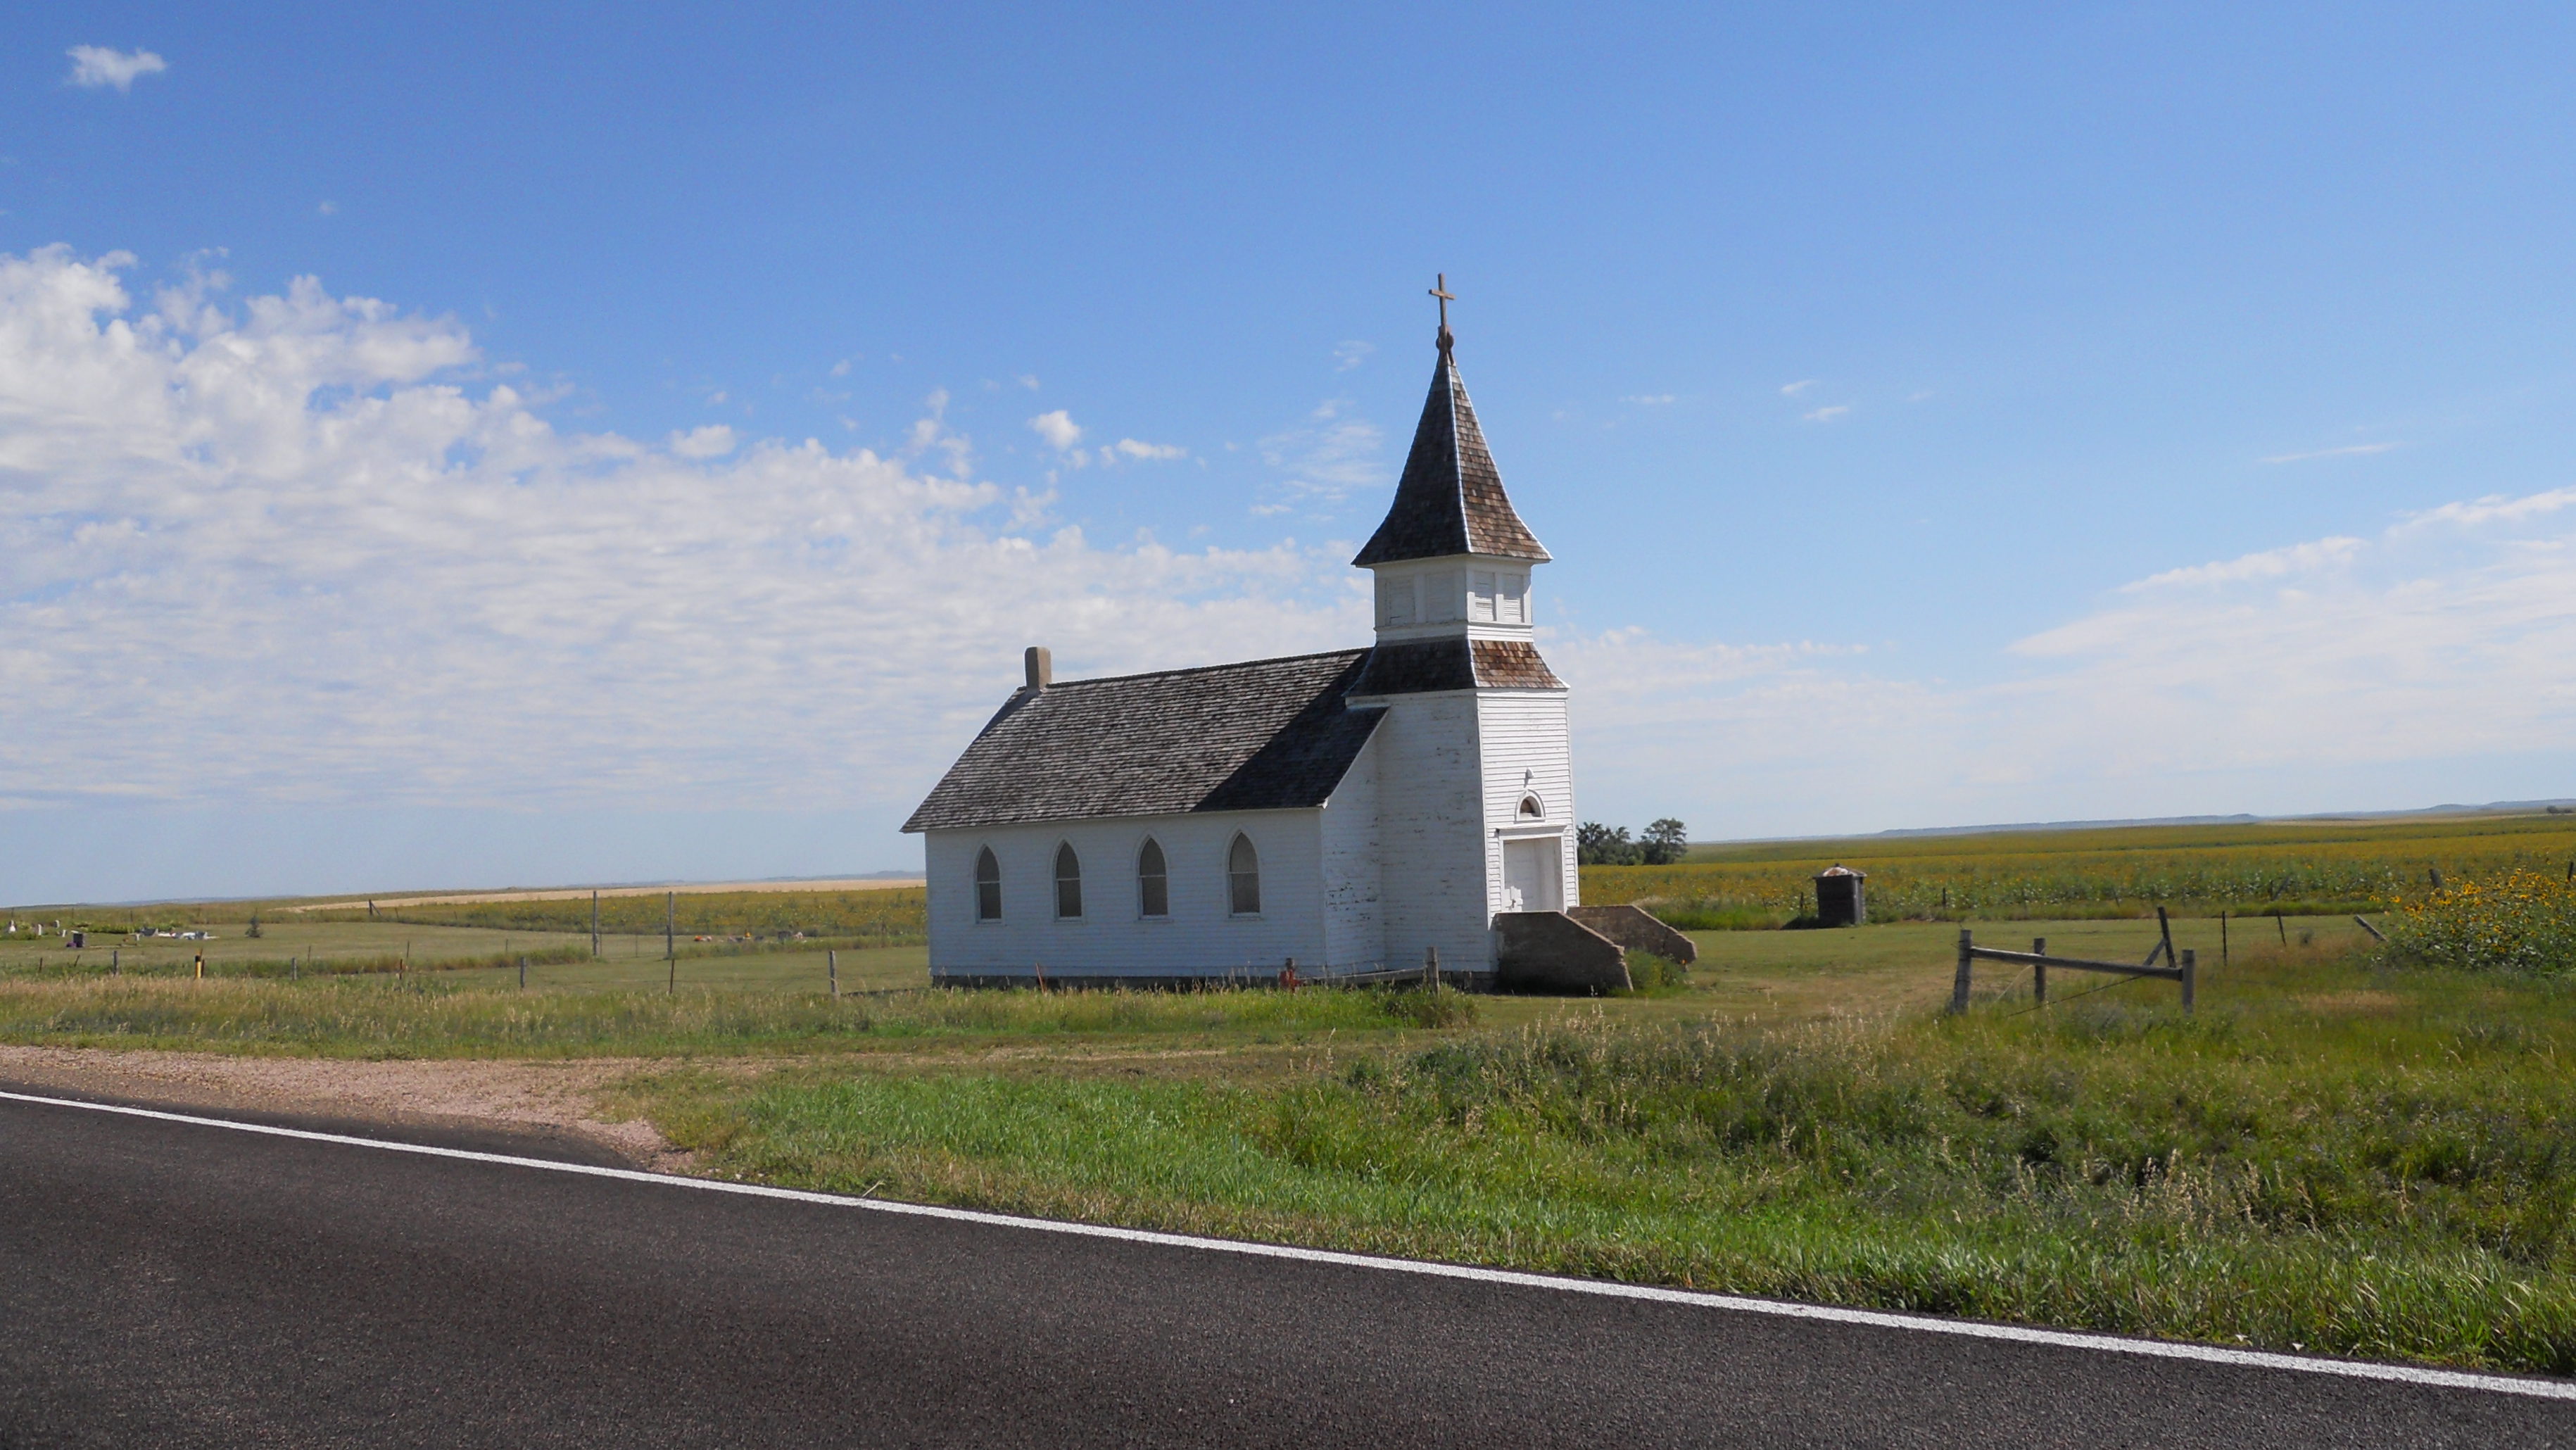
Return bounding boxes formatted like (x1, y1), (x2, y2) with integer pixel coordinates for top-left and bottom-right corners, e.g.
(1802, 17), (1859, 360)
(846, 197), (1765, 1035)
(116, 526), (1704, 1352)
(1351, 282), (1549, 569)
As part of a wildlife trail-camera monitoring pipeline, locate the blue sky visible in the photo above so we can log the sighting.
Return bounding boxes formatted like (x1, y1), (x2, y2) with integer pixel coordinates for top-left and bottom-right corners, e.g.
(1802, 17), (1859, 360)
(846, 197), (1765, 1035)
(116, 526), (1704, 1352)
(8, 5), (2576, 900)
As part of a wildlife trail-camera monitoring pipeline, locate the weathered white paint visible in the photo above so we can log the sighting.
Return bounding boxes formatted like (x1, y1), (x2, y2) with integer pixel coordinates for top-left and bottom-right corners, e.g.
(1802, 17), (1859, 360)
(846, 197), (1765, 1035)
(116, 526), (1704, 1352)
(1317, 730), (1387, 969)
(1475, 688), (1577, 917)
(926, 808), (1347, 979)
(1345, 687), (1497, 971)
(1370, 553), (1543, 645)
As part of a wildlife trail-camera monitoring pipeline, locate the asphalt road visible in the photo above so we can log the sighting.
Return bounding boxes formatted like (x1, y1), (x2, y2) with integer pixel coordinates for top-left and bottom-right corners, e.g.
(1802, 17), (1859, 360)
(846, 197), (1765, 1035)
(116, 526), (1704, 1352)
(2, 1090), (2571, 1448)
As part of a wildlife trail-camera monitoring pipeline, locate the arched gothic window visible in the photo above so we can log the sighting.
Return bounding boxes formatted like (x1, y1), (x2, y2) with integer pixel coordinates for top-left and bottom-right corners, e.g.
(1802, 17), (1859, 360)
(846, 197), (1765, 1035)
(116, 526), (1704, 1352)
(1227, 834), (1261, 916)
(974, 847), (1002, 921)
(1518, 794), (1544, 820)
(1137, 839), (1169, 918)
(1054, 843), (1083, 919)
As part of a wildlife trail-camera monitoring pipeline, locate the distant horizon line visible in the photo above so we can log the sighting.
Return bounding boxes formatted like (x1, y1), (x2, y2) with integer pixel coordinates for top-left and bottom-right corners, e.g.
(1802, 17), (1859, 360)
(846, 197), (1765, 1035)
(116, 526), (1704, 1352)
(11, 798), (2576, 912)
(1690, 797), (2576, 848)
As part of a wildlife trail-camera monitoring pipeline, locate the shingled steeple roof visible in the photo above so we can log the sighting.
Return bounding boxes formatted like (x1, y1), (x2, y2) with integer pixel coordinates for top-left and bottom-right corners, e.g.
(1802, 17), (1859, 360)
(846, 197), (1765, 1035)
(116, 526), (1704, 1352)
(1351, 330), (1550, 567)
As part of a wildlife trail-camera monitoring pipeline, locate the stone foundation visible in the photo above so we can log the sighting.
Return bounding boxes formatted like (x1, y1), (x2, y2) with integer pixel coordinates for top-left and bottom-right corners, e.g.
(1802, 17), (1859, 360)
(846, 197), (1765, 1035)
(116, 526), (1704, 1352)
(1492, 911), (1630, 994)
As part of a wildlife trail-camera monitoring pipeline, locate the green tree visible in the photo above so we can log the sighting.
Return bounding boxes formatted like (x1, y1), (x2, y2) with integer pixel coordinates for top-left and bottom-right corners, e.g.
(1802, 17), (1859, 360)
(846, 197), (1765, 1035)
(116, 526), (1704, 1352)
(1640, 819), (1690, 866)
(1577, 822), (1639, 866)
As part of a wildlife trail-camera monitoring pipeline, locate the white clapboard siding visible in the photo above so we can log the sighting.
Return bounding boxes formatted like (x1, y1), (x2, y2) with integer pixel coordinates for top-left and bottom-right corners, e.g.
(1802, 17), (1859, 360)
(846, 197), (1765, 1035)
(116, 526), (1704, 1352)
(1318, 729), (1387, 970)
(924, 808), (1332, 978)
(1475, 690), (1578, 912)
(1363, 690), (1506, 971)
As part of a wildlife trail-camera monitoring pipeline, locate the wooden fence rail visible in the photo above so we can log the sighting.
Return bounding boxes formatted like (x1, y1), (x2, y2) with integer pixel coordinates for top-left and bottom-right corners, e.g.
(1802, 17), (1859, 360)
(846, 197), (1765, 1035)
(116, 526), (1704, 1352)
(1952, 928), (2195, 1014)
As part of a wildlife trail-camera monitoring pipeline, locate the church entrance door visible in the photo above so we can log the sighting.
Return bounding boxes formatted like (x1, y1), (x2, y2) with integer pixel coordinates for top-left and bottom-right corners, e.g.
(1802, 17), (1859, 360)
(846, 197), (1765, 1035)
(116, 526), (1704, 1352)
(1502, 838), (1562, 913)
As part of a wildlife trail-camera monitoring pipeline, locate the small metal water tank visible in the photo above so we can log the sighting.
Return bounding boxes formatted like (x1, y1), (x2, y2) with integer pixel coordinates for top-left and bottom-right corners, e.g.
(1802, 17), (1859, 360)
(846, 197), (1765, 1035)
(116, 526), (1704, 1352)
(1814, 866), (1867, 927)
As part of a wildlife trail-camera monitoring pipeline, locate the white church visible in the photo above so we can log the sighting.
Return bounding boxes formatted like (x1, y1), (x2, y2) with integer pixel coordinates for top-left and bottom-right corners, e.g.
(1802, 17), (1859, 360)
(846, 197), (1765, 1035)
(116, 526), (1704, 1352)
(904, 298), (1691, 990)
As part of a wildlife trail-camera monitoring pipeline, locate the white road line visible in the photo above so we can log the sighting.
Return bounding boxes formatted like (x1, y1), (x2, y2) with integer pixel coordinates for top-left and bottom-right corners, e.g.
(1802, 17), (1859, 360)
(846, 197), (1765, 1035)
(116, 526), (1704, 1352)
(8, 1087), (2572, 1403)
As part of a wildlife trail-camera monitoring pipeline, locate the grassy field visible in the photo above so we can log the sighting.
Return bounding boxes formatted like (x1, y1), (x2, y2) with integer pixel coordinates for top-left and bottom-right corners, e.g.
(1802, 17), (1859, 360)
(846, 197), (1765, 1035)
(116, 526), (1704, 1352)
(1589, 810), (2576, 925)
(6, 819), (2575, 1371)
(292, 885), (928, 948)
(6, 886), (927, 949)
(4, 909), (2570, 1368)
(626, 939), (2576, 1373)
(0, 914), (919, 979)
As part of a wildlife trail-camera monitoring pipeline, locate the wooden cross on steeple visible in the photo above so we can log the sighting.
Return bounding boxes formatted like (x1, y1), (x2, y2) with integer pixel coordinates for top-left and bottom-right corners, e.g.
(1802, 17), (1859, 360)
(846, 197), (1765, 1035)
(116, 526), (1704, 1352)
(1429, 273), (1456, 353)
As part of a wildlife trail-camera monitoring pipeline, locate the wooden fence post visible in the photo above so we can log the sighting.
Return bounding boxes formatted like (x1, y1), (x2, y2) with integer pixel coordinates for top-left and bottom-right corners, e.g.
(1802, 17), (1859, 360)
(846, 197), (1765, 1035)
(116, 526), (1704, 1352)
(829, 949), (840, 1000)
(518, 955), (527, 990)
(2221, 911), (2229, 968)
(1952, 929), (1973, 1014)
(2181, 948), (2196, 1013)
(591, 890), (600, 958)
(2032, 937), (2046, 1007)
(666, 892), (676, 994)
(1424, 945), (1439, 991)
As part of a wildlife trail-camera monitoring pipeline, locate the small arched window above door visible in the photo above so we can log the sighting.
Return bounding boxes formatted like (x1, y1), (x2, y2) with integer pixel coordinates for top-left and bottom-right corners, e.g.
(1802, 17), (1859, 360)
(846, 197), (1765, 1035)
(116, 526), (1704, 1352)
(1518, 794), (1545, 821)
(1137, 838), (1169, 918)
(1227, 833), (1261, 916)
(973, 847), (1002, 922)
(1054, 843), (1083, 919)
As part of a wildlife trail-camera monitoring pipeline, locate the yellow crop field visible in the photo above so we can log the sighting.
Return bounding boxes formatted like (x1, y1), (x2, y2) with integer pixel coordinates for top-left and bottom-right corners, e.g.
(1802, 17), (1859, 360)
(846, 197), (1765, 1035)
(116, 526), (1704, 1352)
(1583, 811), (2576, 926)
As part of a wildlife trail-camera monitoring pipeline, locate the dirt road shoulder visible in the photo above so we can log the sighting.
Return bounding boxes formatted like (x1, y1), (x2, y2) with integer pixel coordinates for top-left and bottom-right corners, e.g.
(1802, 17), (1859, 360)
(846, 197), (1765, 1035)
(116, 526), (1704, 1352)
(0, 1046), (693, 1171)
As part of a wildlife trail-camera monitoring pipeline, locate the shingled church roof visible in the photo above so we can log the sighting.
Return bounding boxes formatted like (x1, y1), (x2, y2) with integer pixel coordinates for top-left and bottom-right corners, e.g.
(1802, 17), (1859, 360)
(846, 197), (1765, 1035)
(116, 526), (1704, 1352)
(1349, 638), (1566, 695)
(902, 650), (1385, 833)
(1351, 339), (1550, 567)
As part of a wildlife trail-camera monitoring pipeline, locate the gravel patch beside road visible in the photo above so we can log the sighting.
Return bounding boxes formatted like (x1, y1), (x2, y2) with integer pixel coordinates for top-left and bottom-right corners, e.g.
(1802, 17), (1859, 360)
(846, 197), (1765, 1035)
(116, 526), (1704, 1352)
(0, 1045), (688, 1169)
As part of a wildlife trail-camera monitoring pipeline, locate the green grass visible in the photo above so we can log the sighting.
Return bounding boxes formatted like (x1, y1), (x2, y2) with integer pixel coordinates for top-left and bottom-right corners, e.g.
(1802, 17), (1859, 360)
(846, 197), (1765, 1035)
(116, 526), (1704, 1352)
(0, 972), (1472, 1058)
(631, 942), (2576, 1373)
(0, 917), (925, 981)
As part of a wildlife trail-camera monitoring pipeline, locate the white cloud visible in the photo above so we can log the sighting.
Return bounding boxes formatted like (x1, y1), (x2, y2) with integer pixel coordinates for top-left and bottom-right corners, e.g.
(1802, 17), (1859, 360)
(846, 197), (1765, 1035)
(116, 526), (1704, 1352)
(1992, 503), (2576, 783)
(1780, 379), (1818, 396)
(1258, 399), (1384, 505)
(2261, 441), (2399, 465)
(317, 201), (339, 216)
(1802, 404), (1850, 422)
(10, 244), (2567, 852)
(1333, 341), (1375, 372)
(0, 246), (1356, 819)
(668, 424), (737, 459)
(1028, 408), (1081, 451)
(829, 358), (852, 377)
(67, 46), (167, 92)
(1623, 394), (1676, 405)
(1114, 439), (1185, 461)
(2119, 536), (2364, 591)
(2396, 486), (2576, 531)
(1017, 374), (1040, 390)
(1559, 491), (2576, 835)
